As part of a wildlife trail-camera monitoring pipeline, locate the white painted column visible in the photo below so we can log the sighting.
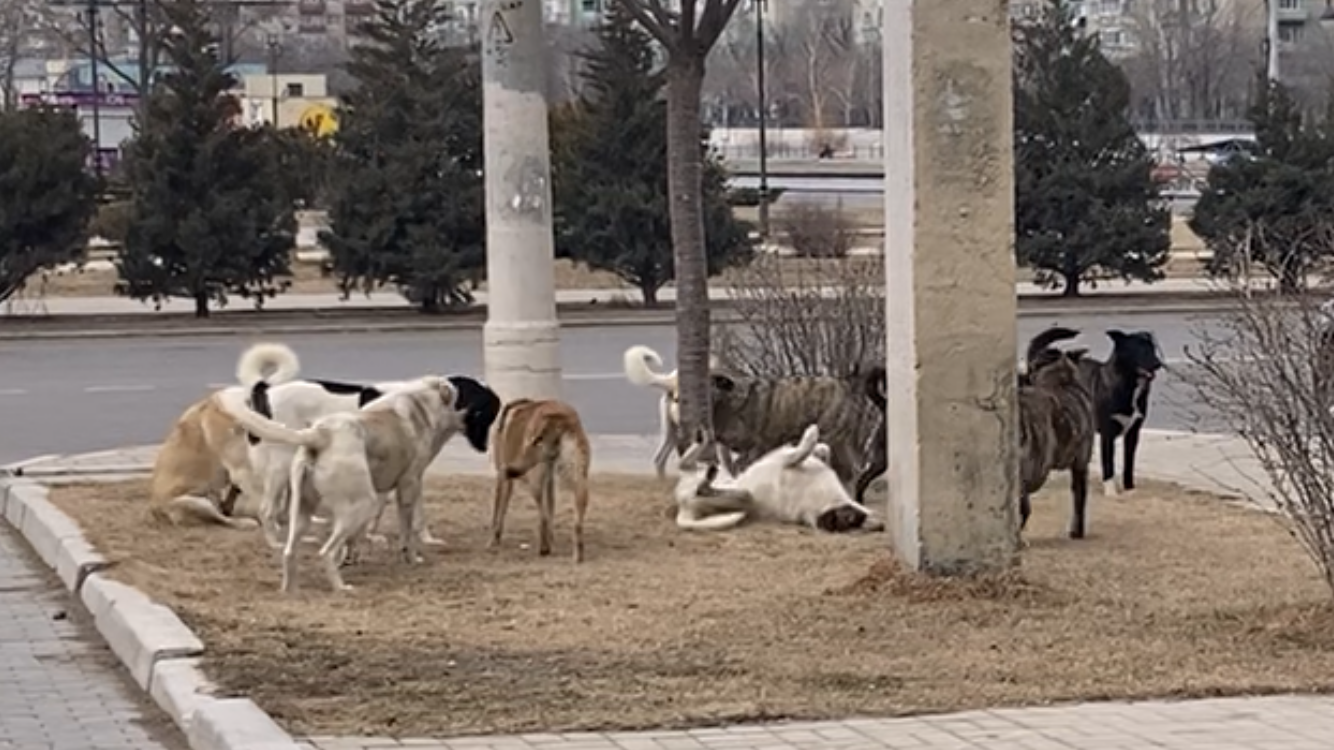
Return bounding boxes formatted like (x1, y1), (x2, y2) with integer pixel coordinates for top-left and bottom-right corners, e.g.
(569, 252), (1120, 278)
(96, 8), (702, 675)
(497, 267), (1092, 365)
(480, 0), (562, 403)
(882, 0), (1020, 574)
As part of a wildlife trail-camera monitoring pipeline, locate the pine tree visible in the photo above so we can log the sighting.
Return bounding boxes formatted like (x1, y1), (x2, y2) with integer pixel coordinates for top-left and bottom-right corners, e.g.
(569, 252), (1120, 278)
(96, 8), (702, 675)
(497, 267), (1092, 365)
(320, 0), (484, 313)
(1013, 0), (1170, 297)
(1190, 76), (1334, 291)
(116, 0), (295, 317)
(551, 5), (753, 307)
(0, 106), (99, 303)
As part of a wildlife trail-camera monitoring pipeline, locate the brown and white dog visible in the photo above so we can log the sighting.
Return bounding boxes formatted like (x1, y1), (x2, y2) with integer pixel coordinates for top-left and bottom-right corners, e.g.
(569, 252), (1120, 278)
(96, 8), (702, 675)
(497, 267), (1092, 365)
(216, 376), (476, 593)
(147, 342), (299, 529)
(488, 398), (592, 562)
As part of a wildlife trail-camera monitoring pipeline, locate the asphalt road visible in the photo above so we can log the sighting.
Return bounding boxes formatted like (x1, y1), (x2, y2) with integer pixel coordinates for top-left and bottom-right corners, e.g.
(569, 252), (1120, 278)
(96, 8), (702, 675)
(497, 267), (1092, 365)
(0, 313), (1228, 466)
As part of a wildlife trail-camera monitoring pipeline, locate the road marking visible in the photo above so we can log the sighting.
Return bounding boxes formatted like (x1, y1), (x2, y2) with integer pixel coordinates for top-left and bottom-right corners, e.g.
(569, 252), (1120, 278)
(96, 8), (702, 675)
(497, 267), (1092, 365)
(84, 385), (157, 393)
(0, 388), (27, 396)
(564, 372), (621, 382)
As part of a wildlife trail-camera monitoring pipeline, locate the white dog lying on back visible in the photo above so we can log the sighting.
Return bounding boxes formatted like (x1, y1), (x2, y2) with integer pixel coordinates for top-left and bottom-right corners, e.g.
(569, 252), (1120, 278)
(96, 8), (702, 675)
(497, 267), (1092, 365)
(673, 424), (883, 533)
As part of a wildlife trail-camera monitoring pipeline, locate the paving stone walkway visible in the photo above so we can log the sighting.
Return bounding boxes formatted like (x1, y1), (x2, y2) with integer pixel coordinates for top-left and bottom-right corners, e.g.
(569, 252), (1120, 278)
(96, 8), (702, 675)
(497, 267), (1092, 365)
(0, 524), (186, 750)
(301, 695), (1334, 749)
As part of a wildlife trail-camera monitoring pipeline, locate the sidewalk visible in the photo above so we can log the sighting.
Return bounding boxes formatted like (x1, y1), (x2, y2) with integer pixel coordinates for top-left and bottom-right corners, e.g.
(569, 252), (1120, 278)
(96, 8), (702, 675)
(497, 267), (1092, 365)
(0, 522), (186, 749)
(5, 278), (1245, 318)
(6, 429), (1306, 750)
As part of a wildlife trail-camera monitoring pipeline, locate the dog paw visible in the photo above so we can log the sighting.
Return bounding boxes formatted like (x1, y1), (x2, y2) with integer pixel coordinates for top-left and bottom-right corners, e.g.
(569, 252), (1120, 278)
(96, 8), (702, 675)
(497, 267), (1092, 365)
(1102, 479), (1119, 497)
(365, 533), (388, 545)
(420, 534), (446, 547)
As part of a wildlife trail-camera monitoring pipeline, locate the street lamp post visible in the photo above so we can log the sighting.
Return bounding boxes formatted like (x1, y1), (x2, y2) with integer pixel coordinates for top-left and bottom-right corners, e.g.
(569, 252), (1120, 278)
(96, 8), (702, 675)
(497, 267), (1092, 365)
(85, 0), (104, 180)
(755, 0), (769, 239)
(266, 33), (282, 126)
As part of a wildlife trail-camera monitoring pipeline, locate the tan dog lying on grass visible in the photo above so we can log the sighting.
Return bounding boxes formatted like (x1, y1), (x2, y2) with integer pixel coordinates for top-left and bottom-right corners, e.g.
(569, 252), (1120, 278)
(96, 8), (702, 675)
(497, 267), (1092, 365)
(489, 398), (592, 562)
(148, 342), (299, 529)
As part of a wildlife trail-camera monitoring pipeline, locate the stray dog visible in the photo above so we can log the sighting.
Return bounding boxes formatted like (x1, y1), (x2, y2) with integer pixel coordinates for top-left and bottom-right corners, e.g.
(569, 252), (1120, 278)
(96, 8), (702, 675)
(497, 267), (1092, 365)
(242, 365), (499, 550)
(489, 398), (592, 562)
(147, 342), (299, 529)
(1018, 329), (1096, 538)
(674, 424), (883, 532)
(622, 345), (726, 477)
(710, 369), (878, 485)
(218, 377), (470, 592)
(853, 367), (887, 505)
(852, 326), (1086, 505)
(1077, 330), (1164, 497)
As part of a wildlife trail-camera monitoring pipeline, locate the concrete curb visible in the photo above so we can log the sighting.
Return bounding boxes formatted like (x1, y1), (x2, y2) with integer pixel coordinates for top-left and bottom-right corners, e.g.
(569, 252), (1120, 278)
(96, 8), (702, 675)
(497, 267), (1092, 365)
(0, 294), (1259, 342)
(0, 477), (306, 750)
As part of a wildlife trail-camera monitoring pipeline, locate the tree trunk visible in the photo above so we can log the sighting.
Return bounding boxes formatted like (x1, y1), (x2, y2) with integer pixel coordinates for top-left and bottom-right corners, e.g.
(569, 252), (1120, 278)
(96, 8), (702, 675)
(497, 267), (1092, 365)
(194, 291), (210, 318)
(1061, 272), (1080, 298)
(665, 52), (713, 441)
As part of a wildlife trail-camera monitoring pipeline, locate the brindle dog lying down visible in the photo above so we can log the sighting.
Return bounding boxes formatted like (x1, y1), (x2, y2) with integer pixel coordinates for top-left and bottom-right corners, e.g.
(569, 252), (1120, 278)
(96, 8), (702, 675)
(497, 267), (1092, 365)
(1018, 329), (1096, 539)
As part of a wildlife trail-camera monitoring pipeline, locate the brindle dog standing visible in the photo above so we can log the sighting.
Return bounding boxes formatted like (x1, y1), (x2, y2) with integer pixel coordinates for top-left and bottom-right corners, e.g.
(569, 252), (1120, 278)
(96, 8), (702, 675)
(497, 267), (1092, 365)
(853, 326), (1088, 504)
(1019, 330), (1096, 539)
(710, 370), (878, 486)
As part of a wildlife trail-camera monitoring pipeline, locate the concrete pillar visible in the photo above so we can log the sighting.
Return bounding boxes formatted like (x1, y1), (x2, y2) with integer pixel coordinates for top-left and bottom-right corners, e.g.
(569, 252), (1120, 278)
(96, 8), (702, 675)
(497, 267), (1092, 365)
(881, 0), (1020, 574)
(480, 0), (562, 403)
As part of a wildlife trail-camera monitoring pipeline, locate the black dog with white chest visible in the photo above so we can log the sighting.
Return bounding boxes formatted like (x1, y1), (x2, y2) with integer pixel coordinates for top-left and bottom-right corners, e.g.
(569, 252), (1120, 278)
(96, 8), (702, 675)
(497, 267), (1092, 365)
(1079, 330), (1163, 496)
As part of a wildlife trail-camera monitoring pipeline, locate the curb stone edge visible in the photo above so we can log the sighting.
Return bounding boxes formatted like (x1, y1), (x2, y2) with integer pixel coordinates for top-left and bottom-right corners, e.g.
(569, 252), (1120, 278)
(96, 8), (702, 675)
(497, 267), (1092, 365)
(0, 476), (305, 750)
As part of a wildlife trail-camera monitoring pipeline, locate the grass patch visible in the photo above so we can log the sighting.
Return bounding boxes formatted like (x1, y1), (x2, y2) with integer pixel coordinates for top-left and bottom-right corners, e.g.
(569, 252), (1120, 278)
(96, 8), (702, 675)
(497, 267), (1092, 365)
(48, 475), (1334, 738)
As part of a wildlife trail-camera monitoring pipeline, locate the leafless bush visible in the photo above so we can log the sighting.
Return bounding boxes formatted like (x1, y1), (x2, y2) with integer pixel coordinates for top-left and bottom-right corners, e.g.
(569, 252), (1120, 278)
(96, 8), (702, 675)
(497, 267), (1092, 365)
(1179, 273), (1334, 595)
(778, 203), (854, 259)
(714, 254), (883, 379)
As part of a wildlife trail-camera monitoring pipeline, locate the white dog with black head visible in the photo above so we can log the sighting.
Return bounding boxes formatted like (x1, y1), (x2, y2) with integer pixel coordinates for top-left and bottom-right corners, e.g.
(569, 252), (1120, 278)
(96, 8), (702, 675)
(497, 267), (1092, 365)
(673, 424), (883, 533)
(219, 376), (473, 593)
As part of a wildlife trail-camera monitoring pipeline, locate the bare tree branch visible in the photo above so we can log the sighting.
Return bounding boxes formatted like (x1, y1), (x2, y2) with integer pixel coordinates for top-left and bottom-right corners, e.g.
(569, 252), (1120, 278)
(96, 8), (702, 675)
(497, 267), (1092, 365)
(615, 0), (674, 51)
(697, 0), (742, 50)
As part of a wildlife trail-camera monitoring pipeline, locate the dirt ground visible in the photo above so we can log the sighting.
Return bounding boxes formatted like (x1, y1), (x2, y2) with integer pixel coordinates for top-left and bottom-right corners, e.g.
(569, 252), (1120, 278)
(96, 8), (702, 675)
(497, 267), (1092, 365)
(47, 475), (1334, 738)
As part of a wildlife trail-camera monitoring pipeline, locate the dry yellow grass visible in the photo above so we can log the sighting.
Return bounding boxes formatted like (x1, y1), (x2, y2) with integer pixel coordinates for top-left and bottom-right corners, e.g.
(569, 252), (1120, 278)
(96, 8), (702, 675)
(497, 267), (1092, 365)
(46, 475), (1334, 738)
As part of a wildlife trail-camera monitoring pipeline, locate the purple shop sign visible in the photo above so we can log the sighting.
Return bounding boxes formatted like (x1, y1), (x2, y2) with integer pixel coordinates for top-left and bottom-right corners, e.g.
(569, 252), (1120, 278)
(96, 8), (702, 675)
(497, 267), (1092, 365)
(20, 91), (141, 109)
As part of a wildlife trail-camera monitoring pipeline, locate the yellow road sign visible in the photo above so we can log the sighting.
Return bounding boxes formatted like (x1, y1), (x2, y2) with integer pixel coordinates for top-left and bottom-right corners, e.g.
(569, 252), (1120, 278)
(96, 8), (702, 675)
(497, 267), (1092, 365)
(298, 104), (338, 137)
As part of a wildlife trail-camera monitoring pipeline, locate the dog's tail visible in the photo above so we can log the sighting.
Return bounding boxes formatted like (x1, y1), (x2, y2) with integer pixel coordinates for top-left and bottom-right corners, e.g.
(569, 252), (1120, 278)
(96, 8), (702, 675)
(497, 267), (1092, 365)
(216, 391), (330, 452)
(1025, 327), (1081, 365)
(675, 509), (748, 531)
(863, 366), (886, 411)
(623, 345), (676, 392)
(784, 424), (821, 469)
(236, 343), (300, 388)
(154, 495), (260, 530)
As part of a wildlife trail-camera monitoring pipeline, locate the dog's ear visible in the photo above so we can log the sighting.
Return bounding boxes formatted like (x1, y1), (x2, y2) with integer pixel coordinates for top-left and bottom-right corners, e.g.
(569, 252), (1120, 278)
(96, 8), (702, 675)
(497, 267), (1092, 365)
(1106, 329), (1127, 344)
(712, 374), (736, 392)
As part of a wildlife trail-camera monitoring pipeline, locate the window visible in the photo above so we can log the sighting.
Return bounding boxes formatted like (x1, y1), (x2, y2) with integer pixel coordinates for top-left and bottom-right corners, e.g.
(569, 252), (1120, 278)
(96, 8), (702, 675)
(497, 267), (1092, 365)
(285, 82), (304, 97)
(1098, 0), (1121, 16)
(1279, 23), (1304, 43)
(1100, 28), (1125, 47)
(1279, 0), (1303, 10)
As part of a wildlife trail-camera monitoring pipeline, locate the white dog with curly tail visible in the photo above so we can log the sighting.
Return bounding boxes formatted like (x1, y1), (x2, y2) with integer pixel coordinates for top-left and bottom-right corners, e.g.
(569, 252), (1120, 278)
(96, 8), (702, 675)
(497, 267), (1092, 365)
(622, 345), (722, 477)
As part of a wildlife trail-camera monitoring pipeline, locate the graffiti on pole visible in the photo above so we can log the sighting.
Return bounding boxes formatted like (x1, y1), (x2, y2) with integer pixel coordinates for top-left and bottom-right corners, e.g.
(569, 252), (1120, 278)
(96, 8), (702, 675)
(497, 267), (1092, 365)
(484, 0), (522, 66)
